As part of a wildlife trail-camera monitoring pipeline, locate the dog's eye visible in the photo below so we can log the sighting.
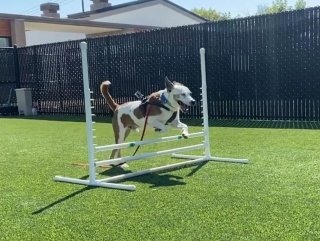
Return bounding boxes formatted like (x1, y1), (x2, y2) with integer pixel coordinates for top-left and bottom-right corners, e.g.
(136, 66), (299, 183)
(181, 93), (186, 97)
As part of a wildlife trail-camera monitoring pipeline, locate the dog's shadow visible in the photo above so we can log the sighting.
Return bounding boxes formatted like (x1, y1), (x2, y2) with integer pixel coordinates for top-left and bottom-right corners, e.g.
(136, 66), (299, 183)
(32, 162), (207, 215)
(99, 166), (186, 188)
(99, 161), (208, 188)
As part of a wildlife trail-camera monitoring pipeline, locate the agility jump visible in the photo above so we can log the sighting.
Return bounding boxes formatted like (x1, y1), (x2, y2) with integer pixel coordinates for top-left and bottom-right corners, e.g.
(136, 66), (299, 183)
(54, 42), (249, 191)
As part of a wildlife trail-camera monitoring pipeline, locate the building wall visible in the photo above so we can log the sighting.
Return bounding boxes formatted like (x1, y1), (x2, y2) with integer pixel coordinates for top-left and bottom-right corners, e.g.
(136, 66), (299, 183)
(25, 30), (86, 46)
(90, 4), (202, 27)
(0, 19), (12, 47)
(11, 20), (26, 47)
(0, 19), (11, 37)
(6, 3), (202, 46)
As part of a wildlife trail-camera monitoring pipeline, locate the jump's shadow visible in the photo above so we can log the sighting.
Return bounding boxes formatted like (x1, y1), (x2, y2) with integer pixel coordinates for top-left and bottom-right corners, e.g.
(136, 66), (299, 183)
(99, 167), (186, 189)
(32, 162), (207, 215)
(32, 175), (93, 215)
(3, 115), (113, 124)
(181, 118), (320, 129)
(185, 161), (208, 177)
(99, 161), (209, 188)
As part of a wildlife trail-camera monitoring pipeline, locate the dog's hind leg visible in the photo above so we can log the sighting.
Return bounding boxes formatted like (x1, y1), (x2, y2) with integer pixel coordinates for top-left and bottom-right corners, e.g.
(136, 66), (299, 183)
(115, 128), (131, 168)
(116, 128), (131, 158)
(110, 126), (130, 168)
(109, 113), (124, 159)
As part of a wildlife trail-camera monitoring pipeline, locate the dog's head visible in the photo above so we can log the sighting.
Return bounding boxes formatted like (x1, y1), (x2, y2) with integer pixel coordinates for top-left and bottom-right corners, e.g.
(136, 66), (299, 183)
(165, 77), (196, 112)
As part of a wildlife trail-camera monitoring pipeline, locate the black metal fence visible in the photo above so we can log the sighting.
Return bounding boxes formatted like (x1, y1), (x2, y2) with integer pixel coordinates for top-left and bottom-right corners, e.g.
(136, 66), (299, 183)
(2, 7), (320, 121)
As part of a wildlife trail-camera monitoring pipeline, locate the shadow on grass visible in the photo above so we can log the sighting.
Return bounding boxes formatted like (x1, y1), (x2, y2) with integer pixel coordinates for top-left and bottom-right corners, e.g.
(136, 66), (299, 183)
(99, 166), (186, 189)
(2, 114), (112, 124)
(3, 114), (320, 129)
(32, 175), (93, 215)
(206, 119), (320, 130)
(185, 161), (209, 177)
(32, 162), (207, 215)
(99, 160), (209, 188)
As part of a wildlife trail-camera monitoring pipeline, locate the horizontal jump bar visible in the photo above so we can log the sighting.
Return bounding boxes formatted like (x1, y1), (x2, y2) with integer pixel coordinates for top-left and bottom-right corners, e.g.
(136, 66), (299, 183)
(172, 154), (249, 164)
(53, 176), (136, 191)
(94, 132), (204, 153)
(99, 157), (207, 183)
(95, 144), (205, 167)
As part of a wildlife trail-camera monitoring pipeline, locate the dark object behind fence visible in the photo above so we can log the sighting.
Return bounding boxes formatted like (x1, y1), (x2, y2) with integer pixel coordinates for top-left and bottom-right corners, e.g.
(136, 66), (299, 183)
(0, 46), (19, 116)
(0, 47), (18, 106)
(2, 7), (320, 121)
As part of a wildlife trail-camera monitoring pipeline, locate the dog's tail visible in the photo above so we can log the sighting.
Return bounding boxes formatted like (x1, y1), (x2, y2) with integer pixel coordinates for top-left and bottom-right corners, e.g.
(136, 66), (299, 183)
(100, 81), (119, 111)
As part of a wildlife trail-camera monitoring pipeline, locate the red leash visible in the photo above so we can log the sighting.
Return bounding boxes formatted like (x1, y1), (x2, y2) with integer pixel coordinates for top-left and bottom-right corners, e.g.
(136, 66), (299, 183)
(132, 107), (151, 156)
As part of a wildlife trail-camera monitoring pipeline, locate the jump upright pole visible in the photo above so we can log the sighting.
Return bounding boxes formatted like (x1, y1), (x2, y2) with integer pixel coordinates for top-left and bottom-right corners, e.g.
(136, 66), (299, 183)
(54, 42), (136, 191)
(171, 48), (249, 164)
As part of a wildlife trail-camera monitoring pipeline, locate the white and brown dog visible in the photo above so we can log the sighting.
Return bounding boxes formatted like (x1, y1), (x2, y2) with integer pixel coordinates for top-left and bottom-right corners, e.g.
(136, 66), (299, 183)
(100, 77), (195, 165)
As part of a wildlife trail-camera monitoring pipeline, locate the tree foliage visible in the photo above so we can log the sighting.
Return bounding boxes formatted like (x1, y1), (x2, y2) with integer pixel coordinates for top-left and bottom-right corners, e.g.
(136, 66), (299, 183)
(191, 7), (231, 21)
(295, 0), (307, 9)
(191, 0), (307, 21)
(256, 0), (306, 15)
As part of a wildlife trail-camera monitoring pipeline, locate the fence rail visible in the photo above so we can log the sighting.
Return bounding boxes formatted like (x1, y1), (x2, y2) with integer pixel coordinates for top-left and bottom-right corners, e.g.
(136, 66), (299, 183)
(1, 7), (320, 120)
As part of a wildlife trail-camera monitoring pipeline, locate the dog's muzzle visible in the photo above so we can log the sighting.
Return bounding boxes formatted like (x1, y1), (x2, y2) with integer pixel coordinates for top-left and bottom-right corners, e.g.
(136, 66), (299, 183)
(177, 100), (195, 113)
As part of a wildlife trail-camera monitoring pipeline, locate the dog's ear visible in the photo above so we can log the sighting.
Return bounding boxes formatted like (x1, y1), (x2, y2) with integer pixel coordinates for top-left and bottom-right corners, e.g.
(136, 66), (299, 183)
(165, 76), (174, 92)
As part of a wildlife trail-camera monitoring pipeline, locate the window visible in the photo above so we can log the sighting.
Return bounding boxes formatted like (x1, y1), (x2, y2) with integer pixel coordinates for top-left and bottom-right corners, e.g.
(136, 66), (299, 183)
(0, 37), (11, 47)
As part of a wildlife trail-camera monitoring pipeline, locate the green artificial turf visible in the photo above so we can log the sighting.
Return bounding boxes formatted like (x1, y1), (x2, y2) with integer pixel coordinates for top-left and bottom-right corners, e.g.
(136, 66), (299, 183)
(1, 116), (320, 241)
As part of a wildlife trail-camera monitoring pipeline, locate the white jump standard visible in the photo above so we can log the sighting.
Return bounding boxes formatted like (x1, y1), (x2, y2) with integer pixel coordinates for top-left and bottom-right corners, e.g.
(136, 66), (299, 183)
(54, 42), (249, 191)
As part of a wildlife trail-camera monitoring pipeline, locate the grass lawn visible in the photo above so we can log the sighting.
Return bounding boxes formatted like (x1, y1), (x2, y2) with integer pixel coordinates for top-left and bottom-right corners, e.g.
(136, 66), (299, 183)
(1, 116), (320, 240)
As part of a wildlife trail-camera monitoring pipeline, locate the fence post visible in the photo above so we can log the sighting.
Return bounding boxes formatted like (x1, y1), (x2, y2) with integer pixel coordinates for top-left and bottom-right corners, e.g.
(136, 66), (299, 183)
(13, 44), (21, 89)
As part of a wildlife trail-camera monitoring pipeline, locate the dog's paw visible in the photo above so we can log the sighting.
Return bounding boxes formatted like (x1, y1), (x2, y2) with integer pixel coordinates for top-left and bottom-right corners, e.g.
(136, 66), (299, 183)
(182, 132), (189, 139)
(120, 163), (129, 168)
(113, 163), (129, 168)
(111, 162), (129, 168)
(132, 128), (139, 133)
(154, 127), (168, 134)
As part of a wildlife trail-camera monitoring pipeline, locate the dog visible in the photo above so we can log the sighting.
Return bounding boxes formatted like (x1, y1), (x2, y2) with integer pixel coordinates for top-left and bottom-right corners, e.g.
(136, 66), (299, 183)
(100, 76), (196, 166)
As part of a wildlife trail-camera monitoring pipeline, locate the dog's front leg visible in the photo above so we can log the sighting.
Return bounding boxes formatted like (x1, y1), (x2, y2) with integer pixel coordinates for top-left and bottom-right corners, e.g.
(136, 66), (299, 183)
(170, 112), (189, 139)
(171, 120), (189, 139)
(148, 119), (169, 134)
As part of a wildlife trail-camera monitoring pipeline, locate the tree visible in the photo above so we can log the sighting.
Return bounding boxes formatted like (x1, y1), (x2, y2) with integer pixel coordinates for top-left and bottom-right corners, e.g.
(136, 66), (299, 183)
(256, 0), (306, 15)
(191, 7), (231, 21)
(261, 0), (292, 14)
(295, 0), (306, 9)
(191, 0), (307, 21)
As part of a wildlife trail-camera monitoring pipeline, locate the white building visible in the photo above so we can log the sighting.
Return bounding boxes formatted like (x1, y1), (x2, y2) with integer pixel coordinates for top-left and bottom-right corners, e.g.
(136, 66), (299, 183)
(0, 0), (206, 47)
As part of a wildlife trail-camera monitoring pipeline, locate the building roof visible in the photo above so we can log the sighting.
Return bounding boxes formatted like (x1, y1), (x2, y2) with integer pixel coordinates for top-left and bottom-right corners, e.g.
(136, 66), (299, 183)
(67, 0), (207, 21)
(0, 12), (160, 34)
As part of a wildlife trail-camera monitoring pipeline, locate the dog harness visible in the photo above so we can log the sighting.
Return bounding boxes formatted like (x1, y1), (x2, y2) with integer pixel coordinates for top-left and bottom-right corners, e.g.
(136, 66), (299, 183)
(113, 92), (178, 167)
(126, 92), (177, 159)
(138, 93), (177, 125)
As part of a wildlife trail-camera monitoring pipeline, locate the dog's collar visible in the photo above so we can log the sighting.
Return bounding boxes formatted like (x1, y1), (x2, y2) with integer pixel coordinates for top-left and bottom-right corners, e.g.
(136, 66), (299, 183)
(160, 93), (169, 103)
(160, 93), (176, 110)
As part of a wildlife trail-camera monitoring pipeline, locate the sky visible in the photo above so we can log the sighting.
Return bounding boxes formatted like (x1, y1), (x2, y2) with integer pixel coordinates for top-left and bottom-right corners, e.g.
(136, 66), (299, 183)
(2, 0), (320, 18)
